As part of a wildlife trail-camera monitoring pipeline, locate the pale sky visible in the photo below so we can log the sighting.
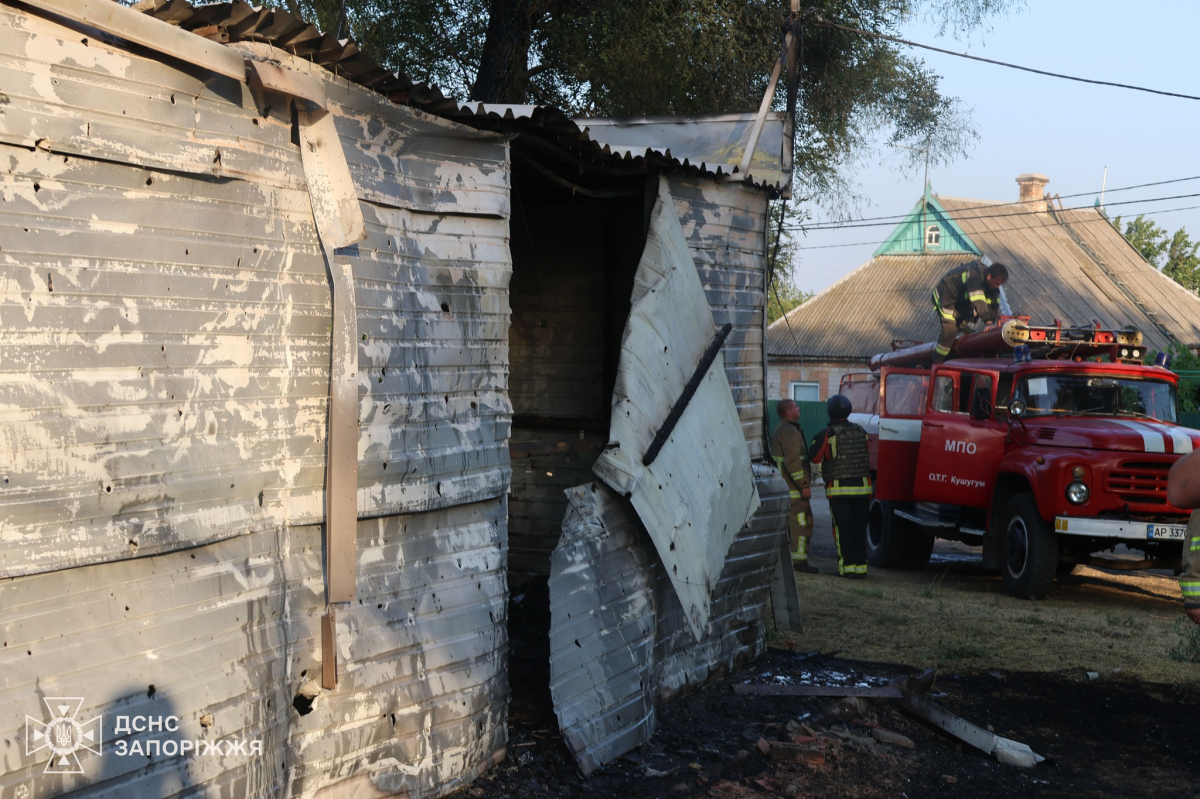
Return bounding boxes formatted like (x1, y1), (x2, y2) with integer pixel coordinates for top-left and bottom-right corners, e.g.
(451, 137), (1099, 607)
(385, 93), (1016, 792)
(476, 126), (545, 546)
(790, 0), (1200, 295)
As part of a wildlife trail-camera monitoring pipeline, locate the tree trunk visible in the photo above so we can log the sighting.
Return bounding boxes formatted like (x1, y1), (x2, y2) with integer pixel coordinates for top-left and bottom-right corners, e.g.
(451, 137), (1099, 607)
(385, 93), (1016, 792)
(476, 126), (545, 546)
(471, 0), (535, 103)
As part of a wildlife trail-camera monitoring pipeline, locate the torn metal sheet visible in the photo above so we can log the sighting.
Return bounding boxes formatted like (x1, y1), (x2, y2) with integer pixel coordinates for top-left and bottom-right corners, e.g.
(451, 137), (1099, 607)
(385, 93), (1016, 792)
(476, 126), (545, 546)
(549, 468), (787, 773)
(652, 463), (788, 700)
(593, 177), (760, 641)
(667, 175), (770, 459)
(548, 484), (658, 775)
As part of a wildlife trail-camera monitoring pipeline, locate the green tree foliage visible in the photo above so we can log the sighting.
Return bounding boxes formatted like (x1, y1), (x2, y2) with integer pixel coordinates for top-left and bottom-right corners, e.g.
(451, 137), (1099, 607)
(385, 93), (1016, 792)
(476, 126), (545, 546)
(768, 280), (814, 324)
(1115, 214), (1200, 292)
(270, 0), (1017, 197)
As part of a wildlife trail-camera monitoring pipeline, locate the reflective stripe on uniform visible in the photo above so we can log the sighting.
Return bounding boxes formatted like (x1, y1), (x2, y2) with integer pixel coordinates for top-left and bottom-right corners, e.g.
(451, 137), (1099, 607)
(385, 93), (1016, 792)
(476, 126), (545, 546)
(966, 290), (986, 302)
(934, 342), (952, 355)
(1190, 537), (1200, 552)
(827, 477), (872, 497)
(798, 512), (807, 525)
(789, 489), (801, 499)
(833, 523), (844, 575)
(1182, 581), (1200, 597)
(790, 470), (806, 483)
(848, 563), (867, 574)
(793, 537), (809, 560)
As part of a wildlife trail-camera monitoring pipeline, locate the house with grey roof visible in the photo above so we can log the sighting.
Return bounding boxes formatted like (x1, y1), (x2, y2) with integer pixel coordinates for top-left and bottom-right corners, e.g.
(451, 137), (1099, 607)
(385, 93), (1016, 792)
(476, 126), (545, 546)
(768, 173), (1200, 402)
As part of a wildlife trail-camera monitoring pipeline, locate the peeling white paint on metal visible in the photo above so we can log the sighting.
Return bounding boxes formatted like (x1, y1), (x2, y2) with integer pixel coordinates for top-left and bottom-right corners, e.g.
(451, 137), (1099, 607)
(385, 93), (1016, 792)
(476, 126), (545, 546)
(593, 177), (760, 641)
(1, 7), (511, 797)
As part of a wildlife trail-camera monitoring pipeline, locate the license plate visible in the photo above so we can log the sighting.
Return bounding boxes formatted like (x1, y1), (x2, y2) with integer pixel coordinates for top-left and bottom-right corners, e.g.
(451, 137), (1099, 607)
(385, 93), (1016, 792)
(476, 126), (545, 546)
(1147, 524), (1187, 540)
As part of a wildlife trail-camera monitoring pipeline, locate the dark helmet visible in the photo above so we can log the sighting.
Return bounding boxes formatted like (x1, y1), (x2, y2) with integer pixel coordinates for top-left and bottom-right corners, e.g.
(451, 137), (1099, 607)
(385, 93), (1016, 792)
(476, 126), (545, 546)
(826, 394), (852, 420)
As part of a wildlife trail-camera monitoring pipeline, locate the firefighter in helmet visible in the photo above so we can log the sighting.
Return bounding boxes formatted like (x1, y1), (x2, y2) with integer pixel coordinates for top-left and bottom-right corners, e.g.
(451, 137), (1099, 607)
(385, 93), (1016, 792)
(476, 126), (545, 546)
(932, 261), (1009, 362)
(770, 399), (818, 574)
(808, 394), (872, 578)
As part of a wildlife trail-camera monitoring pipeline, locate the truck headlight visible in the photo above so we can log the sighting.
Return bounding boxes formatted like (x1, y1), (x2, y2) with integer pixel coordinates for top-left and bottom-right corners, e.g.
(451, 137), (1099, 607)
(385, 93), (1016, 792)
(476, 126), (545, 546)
(1066, 481), (1090, 505)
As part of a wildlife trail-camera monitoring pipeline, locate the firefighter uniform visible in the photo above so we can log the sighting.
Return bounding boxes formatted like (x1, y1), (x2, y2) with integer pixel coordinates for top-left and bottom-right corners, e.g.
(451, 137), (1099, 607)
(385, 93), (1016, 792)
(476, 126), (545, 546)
(770, 419), (815, 569)
(1180, 511), (1200, 612)
(932, 262), (1001, 362)
(809, 419), (872, 577)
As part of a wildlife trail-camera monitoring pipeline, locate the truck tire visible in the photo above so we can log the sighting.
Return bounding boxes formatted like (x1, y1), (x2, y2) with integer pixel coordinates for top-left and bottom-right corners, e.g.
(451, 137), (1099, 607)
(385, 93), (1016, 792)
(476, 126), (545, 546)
(867, 500), (932, 569)
(1001, 493), (1057, 599)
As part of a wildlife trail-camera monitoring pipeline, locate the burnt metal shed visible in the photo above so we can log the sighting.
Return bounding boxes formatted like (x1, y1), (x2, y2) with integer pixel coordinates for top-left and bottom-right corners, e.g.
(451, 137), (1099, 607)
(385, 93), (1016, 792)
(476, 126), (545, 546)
(0, 0), (796, 795)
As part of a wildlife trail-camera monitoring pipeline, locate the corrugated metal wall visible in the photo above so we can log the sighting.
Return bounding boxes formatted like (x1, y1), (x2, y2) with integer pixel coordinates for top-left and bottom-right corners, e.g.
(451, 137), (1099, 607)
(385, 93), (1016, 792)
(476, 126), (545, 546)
(548, 464), (787, 773)
(0, 9), (510, 797)
(667, 176), (769, 459)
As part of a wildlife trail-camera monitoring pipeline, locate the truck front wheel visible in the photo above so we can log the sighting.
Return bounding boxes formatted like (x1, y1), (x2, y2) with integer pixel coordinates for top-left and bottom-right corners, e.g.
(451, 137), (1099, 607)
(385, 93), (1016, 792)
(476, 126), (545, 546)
(1001, 493), (1057, 599)
(867, 500), (934, 569)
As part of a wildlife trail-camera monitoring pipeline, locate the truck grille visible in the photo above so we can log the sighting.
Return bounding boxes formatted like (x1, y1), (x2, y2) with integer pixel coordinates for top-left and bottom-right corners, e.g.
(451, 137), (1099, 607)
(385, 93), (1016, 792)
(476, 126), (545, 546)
(1106, 461), (1170, 505)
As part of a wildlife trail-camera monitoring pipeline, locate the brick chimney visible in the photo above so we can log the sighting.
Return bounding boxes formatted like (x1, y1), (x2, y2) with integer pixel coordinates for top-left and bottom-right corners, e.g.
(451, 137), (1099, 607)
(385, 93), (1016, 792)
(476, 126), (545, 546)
(1016, 173), (1050, 211)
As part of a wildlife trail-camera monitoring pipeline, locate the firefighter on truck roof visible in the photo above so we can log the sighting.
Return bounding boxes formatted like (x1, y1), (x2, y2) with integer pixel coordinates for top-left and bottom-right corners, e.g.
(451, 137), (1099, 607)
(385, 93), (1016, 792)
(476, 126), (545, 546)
(770, 399), (818, 574)
(932, 261), (1009, 363)
(808, 395), (872, 578)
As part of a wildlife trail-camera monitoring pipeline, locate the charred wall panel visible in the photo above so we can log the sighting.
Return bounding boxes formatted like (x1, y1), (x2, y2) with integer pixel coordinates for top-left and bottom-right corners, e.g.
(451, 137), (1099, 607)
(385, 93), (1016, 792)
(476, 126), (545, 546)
(0, 9), (511, 798)
(0, 500), (509, 799)
(666, 176), (768, 459)
(0, 528), (292, 797)
(0, 12), (511, 576)
(548, 464), (786, 773)
(284, 500), (509, 799)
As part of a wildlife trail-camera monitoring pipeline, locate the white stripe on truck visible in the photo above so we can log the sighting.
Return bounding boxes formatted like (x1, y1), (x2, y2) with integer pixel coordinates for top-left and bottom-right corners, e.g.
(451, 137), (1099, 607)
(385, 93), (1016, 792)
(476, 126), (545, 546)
(1111, 419), (1165, 453)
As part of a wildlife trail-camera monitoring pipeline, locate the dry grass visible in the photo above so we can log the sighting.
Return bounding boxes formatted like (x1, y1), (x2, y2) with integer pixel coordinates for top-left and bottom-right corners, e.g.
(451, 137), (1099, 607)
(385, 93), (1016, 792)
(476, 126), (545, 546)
(773, 554), (1200, 685)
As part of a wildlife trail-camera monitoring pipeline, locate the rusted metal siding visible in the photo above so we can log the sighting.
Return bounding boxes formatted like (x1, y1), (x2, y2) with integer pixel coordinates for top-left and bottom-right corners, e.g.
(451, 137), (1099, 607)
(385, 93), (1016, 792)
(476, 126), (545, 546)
(667, 175), (769, 459)
(1, 7), (512, 797)
(548, 464), (786, 773)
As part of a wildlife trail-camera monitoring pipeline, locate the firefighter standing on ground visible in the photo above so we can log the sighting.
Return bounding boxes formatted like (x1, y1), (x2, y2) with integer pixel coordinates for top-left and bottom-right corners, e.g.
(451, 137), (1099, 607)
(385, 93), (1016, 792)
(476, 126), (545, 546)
(932, 261), (1009, 362)
(770, 399), (818, 574)
(1166, 450), (1200, 625)
(809, 395), (872, 578)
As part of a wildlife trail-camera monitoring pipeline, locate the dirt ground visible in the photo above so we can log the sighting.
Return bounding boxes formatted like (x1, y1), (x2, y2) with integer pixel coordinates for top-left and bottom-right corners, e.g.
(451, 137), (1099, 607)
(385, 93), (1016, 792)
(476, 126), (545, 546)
(454, 486), (1200, 798)
(790, 487), (1200, 685)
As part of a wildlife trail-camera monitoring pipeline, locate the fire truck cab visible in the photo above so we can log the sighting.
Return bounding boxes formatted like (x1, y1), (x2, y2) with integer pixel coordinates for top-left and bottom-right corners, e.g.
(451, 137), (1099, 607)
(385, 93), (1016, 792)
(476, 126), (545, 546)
(843, 323), (1196, 599)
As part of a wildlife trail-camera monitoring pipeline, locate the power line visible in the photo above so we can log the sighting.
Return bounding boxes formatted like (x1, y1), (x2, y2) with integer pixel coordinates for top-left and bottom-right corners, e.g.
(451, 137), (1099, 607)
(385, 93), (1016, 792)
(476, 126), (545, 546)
(792, 201), (1200, 251)
(785, 190), (1200, 232)
(812, 17), (1200, 102)
(796, 173), (1200, 229)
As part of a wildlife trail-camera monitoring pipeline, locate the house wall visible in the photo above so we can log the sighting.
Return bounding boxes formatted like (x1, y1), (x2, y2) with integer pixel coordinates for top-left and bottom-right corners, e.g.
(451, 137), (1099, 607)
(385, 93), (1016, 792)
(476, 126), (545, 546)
(0, 10), (509, 797)
(767, 357), (870, 401)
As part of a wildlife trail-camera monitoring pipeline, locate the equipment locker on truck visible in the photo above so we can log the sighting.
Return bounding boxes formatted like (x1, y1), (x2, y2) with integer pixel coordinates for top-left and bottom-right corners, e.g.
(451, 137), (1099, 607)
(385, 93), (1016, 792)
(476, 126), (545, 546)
(843, 319), (1196, 598)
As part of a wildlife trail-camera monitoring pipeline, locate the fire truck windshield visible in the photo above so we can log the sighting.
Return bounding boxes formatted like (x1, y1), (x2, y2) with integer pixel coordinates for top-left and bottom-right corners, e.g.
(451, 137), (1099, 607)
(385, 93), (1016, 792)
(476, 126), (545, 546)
(1016, 373), (1178, 422)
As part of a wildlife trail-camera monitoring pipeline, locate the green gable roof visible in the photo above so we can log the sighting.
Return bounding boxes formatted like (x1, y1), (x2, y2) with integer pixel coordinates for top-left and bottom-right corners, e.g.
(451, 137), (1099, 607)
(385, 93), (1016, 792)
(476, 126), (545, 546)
(873, 188), (981, 257)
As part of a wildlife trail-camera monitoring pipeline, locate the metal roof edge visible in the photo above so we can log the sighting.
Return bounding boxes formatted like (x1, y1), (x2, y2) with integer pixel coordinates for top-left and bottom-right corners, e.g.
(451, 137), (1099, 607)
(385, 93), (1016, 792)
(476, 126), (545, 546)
(129, 1), (790, 191)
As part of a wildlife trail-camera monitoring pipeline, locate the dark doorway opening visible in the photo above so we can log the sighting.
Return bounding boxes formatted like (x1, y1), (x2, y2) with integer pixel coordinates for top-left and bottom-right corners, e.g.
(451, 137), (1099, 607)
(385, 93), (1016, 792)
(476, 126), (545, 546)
(504, 144), (650, 727)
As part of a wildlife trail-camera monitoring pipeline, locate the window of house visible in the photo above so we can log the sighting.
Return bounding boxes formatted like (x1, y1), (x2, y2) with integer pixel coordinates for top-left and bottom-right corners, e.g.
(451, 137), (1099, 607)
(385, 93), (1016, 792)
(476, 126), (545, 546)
(926, 224), (941, 246)
(790, 382), (820, 402)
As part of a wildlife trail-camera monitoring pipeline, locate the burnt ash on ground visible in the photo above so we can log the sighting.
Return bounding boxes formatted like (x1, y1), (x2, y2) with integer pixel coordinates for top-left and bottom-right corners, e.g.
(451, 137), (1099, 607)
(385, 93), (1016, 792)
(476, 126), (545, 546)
(455, 647), (1200, 799)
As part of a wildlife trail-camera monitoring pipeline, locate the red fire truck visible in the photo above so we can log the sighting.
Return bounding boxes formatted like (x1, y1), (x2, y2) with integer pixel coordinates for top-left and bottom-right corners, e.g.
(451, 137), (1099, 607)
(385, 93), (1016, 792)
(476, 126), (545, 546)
(841, 320), (1195, 599)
